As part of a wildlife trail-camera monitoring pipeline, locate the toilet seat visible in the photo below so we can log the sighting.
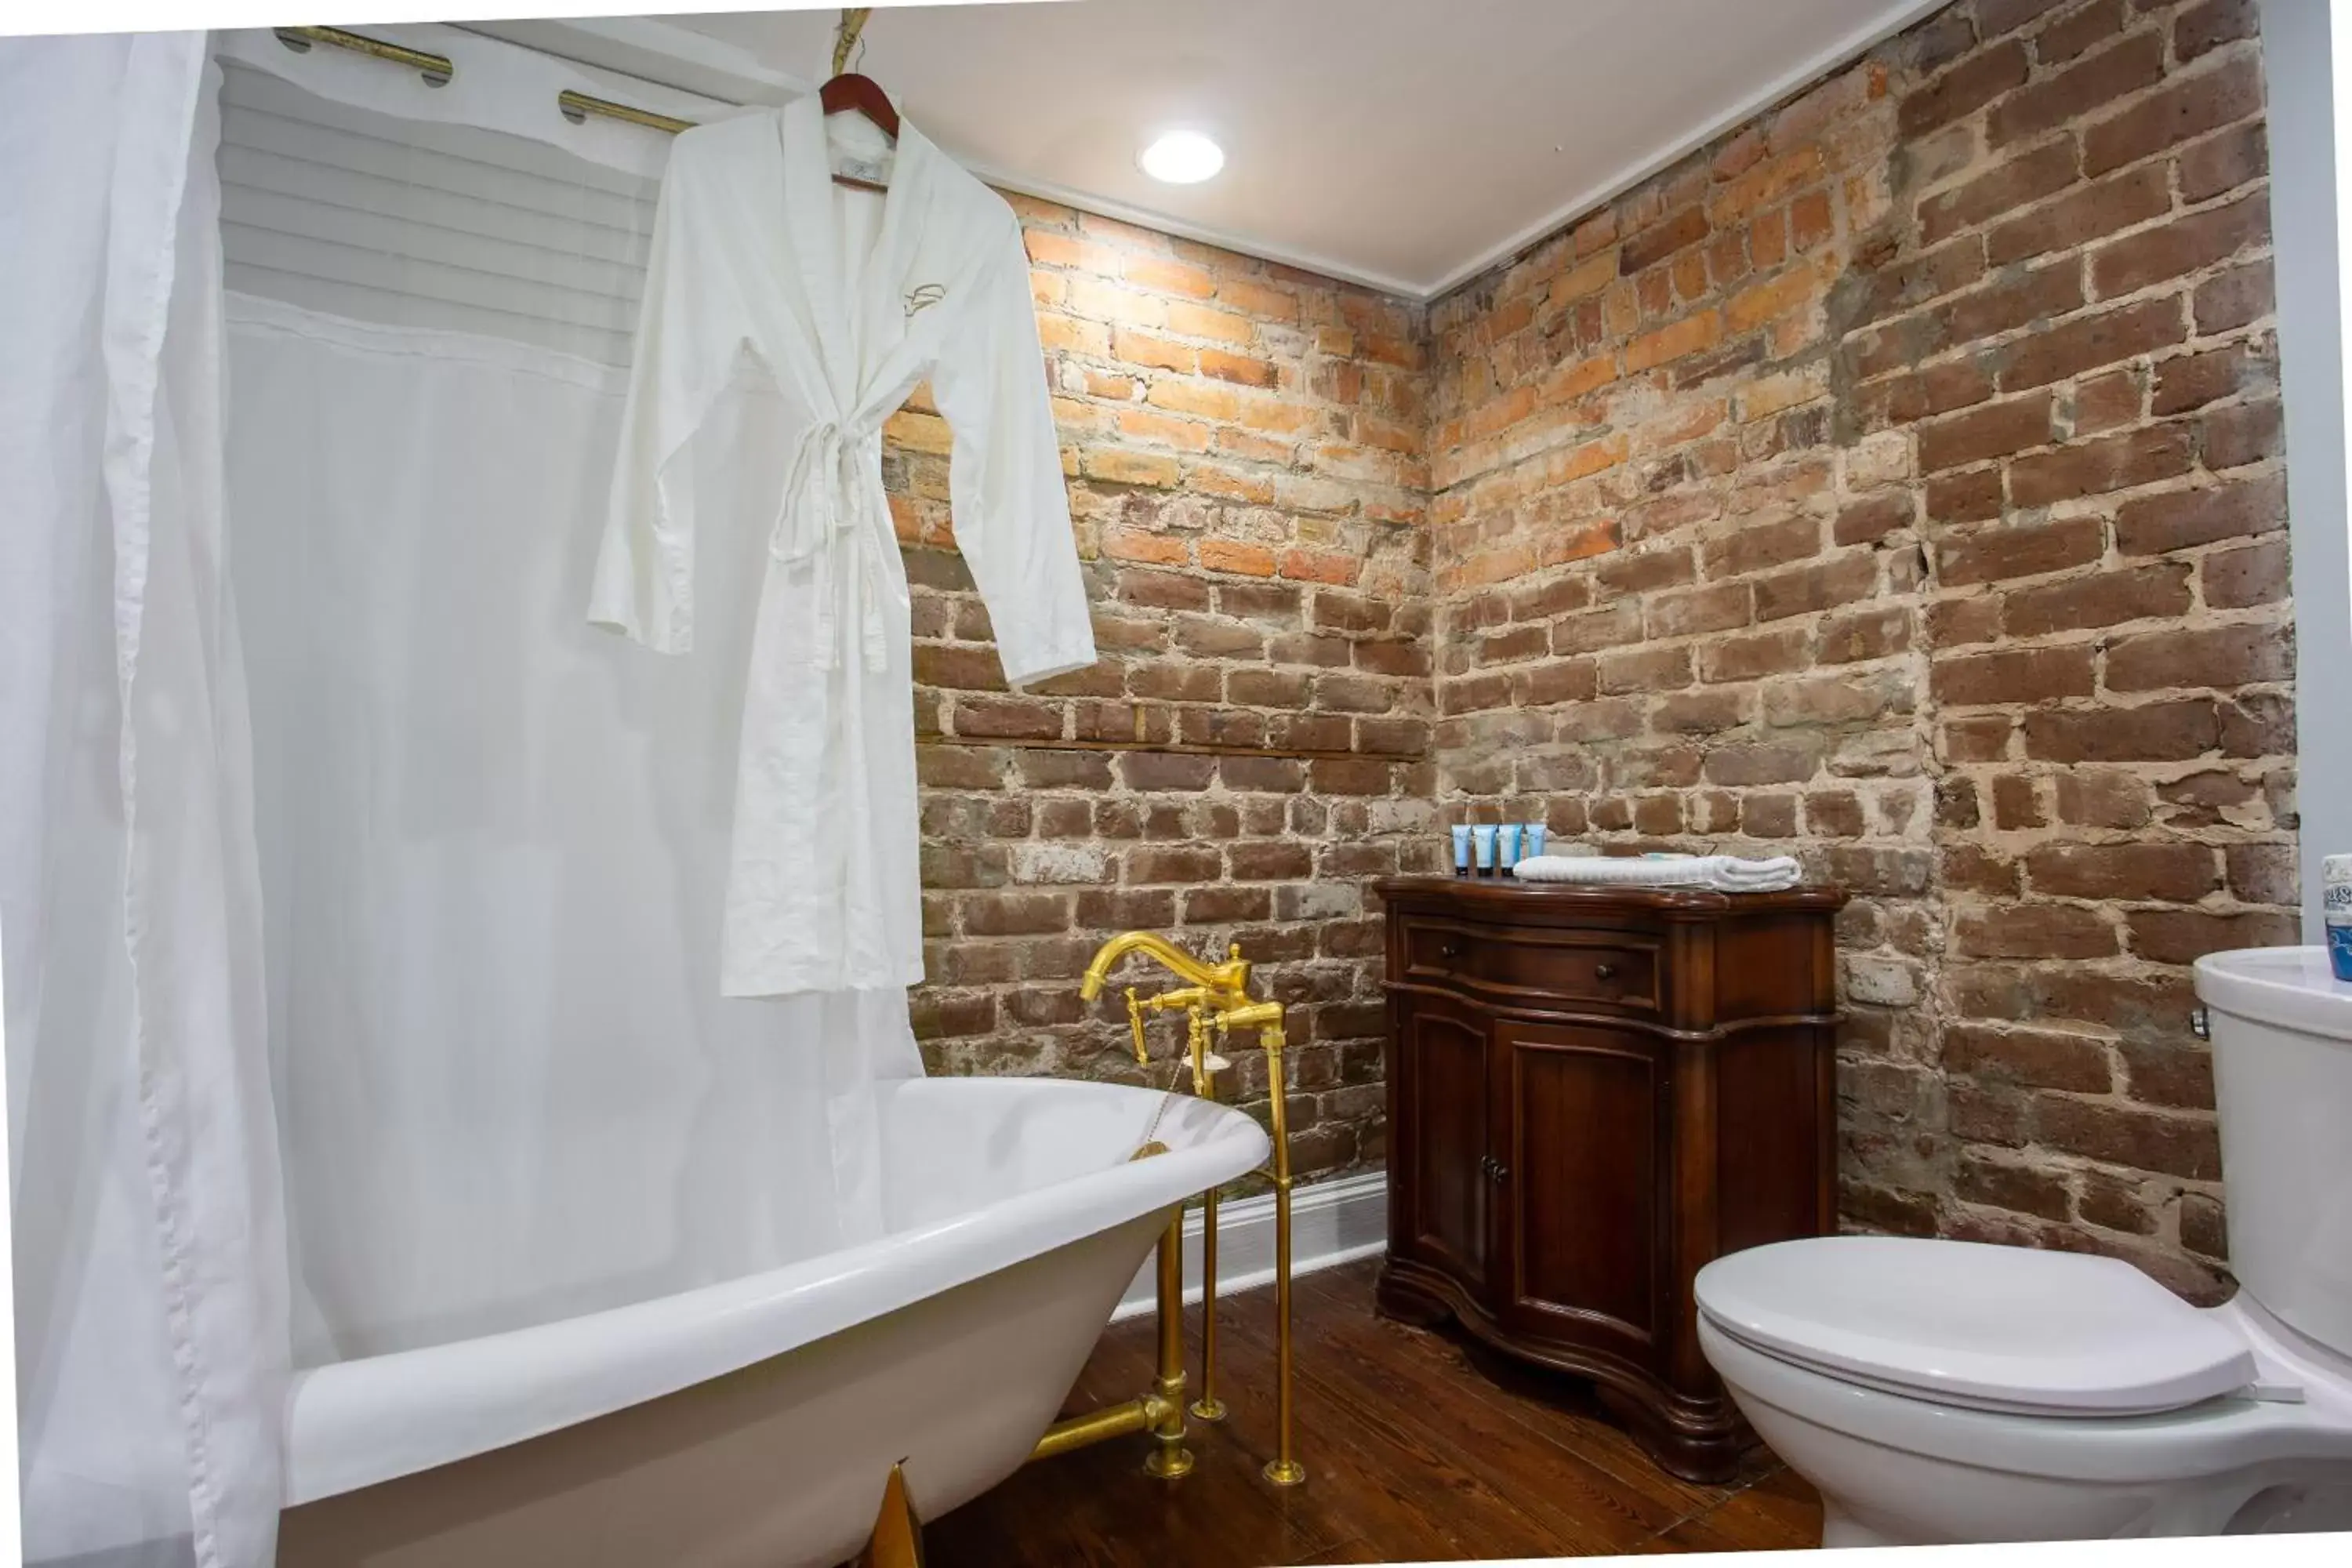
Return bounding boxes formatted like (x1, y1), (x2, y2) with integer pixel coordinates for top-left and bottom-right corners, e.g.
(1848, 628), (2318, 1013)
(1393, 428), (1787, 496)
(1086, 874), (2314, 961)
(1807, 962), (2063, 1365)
(1695, 1236), (2258, 1417)
(1698, 1307), (2351, 1494)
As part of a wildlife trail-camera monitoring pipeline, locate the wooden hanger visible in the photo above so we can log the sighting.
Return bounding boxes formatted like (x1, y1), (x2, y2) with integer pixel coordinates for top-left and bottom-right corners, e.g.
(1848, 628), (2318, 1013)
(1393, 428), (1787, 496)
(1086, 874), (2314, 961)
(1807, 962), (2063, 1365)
(822, 7), (898, 194)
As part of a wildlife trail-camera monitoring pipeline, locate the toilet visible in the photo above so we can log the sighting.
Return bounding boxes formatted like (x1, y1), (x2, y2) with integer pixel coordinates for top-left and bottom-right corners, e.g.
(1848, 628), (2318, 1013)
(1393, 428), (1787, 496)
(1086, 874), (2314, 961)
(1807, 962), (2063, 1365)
(1694, 946), (2352, 1547)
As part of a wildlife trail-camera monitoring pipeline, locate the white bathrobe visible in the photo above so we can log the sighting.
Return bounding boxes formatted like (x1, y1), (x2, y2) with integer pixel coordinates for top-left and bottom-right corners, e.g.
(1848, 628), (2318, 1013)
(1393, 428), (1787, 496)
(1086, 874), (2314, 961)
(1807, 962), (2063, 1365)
(591, 99), (1094, 996)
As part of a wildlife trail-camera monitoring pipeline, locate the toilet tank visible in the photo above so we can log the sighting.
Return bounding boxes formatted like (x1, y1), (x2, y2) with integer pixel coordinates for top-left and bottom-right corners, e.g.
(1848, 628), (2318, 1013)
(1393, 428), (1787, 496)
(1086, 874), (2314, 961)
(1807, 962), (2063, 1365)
(2193, 946), (2352, 1358)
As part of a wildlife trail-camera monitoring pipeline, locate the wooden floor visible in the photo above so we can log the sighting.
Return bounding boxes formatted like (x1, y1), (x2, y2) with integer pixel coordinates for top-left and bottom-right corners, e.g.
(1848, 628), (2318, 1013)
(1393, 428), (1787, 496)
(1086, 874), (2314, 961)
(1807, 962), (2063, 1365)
(925, 1258), (1820, 1564)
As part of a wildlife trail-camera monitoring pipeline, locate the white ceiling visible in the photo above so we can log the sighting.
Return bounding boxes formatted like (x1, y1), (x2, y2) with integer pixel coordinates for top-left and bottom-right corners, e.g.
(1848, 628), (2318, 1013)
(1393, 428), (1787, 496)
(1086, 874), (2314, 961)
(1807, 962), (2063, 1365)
(670, 0), (1940, 300)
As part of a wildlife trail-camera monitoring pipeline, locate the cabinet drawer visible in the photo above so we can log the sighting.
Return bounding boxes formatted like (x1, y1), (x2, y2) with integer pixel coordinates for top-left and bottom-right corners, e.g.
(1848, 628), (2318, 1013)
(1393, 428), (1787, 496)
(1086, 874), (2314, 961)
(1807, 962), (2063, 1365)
(1402, 917), (1660, 1012)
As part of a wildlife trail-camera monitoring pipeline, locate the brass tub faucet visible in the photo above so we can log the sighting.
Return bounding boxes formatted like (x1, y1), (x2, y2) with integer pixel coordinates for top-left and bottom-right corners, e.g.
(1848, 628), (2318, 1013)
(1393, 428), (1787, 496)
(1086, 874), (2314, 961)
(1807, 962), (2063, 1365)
(1077, 931), (1254, 1009)
(1071, 931), (1307, 1489)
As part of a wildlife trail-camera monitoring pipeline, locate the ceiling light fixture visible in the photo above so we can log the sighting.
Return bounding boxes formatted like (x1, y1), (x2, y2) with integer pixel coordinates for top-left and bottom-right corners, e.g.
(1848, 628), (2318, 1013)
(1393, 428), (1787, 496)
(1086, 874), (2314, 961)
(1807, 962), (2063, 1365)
(1138, 130), (1225, 184)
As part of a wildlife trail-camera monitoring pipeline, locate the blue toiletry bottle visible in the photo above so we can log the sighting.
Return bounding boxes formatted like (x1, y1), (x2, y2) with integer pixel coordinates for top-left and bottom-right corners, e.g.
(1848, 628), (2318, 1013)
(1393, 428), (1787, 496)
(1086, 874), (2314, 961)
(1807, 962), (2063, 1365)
(1497, 822), (1522, 875)
(1471, 824), (1497, 877)
(1450, 824), (1472, 877)
(2328, 855), (2352, 981)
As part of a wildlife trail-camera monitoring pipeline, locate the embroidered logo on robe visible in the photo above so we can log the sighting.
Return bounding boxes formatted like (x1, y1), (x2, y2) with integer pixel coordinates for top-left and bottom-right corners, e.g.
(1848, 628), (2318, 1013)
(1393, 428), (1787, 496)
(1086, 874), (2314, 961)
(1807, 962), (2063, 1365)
(904, 283), (947, 320)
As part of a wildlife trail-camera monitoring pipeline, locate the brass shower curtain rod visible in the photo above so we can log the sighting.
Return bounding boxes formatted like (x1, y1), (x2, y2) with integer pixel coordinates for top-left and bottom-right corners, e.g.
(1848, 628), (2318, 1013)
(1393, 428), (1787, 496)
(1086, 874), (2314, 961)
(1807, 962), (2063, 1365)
(272, 26), (699, 136)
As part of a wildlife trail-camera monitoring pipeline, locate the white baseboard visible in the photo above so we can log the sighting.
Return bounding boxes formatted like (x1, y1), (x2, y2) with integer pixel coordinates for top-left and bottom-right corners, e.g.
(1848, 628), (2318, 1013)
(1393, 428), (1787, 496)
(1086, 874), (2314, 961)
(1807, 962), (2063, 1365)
(1109, 1169), (1388, 1322)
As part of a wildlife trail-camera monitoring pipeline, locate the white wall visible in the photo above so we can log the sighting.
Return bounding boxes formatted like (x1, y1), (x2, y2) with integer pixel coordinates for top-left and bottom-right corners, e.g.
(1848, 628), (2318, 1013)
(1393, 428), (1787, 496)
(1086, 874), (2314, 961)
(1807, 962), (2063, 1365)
(2261, 0), (2352, 937)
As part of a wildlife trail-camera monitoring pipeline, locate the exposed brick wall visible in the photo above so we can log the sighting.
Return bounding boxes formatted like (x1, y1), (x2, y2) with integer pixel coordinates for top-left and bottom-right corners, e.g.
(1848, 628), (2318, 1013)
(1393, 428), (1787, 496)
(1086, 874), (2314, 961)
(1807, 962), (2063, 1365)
(1424, 0), (2289, 1296)
(879, 0), (2296, 1276)
(886, 198), (1438, 1185)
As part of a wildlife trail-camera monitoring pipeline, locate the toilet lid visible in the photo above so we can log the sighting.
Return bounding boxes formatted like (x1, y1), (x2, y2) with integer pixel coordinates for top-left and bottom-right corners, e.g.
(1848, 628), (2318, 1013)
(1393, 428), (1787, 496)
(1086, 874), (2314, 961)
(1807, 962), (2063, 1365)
(1694, 1237), (2257, 1416)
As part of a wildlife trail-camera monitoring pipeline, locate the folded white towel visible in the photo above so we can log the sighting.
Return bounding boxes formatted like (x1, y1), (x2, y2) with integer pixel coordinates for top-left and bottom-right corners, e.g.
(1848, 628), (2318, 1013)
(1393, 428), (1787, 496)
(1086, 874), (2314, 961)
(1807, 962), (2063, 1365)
(1510, 853), (1802, 893)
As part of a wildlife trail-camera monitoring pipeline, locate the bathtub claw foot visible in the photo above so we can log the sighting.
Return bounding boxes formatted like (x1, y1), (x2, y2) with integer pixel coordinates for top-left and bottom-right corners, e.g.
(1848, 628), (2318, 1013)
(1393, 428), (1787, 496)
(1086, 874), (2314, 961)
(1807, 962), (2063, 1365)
(854, 1463), (926, 1568)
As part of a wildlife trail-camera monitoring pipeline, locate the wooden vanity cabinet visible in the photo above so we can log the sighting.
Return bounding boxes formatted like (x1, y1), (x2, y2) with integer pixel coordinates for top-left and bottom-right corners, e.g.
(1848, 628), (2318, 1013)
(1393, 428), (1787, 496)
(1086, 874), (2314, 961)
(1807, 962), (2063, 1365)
(1374, 876), (1846, 1483)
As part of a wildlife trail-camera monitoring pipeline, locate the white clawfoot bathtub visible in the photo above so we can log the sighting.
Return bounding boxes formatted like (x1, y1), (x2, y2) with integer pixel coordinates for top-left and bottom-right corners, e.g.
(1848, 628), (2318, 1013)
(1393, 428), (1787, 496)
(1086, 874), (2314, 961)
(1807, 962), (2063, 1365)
(277, 1077), (1268, 1567)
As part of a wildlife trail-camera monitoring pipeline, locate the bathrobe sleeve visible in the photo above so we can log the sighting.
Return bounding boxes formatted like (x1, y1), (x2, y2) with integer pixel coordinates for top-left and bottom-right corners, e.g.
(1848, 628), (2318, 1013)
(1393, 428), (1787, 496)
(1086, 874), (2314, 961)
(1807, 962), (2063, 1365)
(587, 137), (746, 653)
(929, 219), (1098, 687)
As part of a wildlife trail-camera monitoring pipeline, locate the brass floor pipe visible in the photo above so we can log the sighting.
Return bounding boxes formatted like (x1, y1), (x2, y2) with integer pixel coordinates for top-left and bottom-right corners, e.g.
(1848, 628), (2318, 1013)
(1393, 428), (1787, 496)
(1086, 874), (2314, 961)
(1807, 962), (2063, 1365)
(1141, 1214), (1194, 1479)
(1191, 1185), (1225, 1421)
(1261, 1025), (1305, 1487)
(1027, 1392), (1172, 1463)
(1188, 1010), (1226, 1424)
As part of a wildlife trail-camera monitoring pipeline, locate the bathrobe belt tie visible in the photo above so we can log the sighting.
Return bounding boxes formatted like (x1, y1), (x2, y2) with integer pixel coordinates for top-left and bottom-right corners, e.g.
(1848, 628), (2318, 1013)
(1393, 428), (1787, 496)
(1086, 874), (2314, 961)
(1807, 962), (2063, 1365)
(770, 420), (898, 671)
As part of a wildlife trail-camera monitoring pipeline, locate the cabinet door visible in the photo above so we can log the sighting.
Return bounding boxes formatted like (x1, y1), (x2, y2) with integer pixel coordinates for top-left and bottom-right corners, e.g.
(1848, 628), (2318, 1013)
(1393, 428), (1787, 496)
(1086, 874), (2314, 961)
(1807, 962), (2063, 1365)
(1389, 993), (1493, 1296)
(1494, 1021), (1666, 1360)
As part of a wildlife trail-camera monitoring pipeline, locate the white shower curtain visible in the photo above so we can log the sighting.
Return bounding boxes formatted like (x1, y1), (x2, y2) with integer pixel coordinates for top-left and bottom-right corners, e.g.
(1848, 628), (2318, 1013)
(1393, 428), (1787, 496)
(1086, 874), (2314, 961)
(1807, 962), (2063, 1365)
(1, 33), (288, 1568)
(226, 297), (914, 1366)
(6, 31), (924, 1562)
(201, 39), (924, 1364)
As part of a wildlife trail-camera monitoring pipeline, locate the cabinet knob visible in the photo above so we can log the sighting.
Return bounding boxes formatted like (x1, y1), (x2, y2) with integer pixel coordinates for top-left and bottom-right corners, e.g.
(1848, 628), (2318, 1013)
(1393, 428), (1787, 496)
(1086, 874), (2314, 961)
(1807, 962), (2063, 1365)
(1439, 938), (1461, 960)
(1479, 1155), (1508, 1184)
(1594, 961), (1618, 981)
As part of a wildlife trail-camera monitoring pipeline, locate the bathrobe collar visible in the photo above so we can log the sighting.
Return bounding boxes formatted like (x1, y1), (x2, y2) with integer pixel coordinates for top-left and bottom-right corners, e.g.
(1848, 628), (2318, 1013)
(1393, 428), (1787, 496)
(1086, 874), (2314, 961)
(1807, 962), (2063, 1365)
(772, 97), (999, 429)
